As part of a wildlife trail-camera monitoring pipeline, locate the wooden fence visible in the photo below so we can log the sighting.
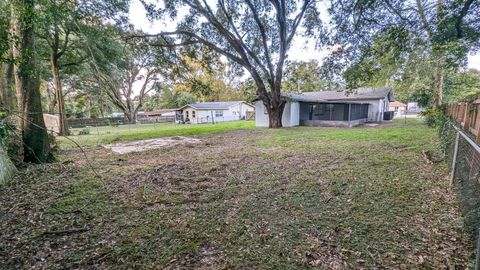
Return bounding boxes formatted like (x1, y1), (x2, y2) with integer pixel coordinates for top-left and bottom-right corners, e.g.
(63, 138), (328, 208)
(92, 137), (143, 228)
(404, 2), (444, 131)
(447, 95), (480, 143)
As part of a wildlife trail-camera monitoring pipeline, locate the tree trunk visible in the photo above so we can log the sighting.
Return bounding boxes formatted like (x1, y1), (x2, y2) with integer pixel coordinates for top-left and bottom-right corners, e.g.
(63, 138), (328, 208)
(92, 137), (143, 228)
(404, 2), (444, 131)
(11, 0), (51, 163)
(84, 97), (91, 118)
(125, 111), (136, 124)
(0, 62), (14, 111)
(433, 66), (443, 109)
(46, 82), (56, 113)
(266, 100), (286, 128)
(50, 51), (69, 135)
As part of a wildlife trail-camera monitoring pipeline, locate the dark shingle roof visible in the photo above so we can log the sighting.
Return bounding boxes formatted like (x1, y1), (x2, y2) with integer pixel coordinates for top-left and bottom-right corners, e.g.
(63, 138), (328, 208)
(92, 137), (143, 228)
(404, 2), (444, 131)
(284, 87), (394, 103)
(181, 101), (248, 110)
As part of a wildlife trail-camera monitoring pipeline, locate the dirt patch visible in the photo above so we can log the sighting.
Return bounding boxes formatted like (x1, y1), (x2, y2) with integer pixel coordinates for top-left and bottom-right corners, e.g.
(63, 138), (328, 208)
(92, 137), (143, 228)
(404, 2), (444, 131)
(103, 136), (201, 154)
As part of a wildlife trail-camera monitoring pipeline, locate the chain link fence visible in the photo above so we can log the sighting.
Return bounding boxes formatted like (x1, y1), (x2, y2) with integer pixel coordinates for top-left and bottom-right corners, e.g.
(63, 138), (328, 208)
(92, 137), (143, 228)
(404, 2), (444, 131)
(446, 123), (480, 268)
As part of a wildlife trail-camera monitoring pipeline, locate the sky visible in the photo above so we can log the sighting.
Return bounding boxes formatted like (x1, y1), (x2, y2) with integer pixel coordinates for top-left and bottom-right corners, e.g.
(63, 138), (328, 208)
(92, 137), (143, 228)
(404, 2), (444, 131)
(128, 0), (480, 71)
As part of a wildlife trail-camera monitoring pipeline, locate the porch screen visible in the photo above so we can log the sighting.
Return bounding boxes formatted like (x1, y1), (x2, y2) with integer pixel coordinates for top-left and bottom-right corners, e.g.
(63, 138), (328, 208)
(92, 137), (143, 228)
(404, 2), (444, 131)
(350, 104), (369, 120)
(309, 104), (346, 121)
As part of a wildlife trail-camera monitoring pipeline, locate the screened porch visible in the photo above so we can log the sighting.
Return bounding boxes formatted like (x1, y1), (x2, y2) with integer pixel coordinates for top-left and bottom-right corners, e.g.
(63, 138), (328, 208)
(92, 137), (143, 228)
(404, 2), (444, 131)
(299, 102), (369, 127)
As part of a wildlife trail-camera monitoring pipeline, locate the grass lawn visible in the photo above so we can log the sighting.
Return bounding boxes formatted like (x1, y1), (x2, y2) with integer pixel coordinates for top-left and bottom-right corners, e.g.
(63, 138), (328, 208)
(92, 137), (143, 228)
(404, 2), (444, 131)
(0, 119), (471, 269)
(59, 120), (255, 148)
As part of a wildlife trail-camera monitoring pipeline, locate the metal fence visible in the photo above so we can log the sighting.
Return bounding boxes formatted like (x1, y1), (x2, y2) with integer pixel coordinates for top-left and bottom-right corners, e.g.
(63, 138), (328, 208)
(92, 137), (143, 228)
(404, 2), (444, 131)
(447, 123), (480, 268)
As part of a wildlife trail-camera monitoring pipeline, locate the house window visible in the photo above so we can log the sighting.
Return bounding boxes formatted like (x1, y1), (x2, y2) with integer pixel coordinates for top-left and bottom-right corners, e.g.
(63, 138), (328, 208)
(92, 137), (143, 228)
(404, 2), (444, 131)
(192, 111), (196, 118)
(186, 111), (189, 118)
(215, 110), (223, 117)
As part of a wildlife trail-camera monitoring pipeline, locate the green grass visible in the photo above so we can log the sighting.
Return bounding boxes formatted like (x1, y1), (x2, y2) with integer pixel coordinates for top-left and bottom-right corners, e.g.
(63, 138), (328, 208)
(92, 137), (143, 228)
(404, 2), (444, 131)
(0, 118), (471, 269)
(59, 120), (255, 147)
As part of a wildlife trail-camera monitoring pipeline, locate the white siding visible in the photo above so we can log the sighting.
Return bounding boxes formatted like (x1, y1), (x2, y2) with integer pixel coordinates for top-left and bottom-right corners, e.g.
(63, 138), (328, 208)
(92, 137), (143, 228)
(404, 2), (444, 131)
(364, 98), (390, 122)
(255, 101), (299, 127)
(186, 102), (255, 124)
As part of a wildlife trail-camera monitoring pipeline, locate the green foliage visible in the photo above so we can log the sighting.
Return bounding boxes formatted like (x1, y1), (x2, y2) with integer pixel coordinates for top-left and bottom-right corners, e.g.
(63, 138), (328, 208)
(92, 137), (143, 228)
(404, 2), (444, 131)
(327, 0), (480, 107)
(78, 127), (90, 135)
(443, 69), (480, 103)
(421, 108), (445, 127)
(283, 60), (339, 92)
(437, 113), (455, 157)
(159, 88), (196, 109)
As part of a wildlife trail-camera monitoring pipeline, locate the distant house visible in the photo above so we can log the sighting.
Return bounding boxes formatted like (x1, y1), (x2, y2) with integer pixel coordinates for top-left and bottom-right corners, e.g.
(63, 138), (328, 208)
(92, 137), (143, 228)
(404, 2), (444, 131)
(255, 87), (395, 127)
(178, 101), (255, 124)
(389, 101), (407, 116)
(137, 109), (177, 123)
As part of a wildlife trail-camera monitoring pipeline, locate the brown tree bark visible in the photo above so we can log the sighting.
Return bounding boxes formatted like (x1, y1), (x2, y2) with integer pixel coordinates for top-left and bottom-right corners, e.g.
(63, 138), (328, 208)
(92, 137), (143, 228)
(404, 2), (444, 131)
(11, 0), (51, 163)
(0, 61), (14, 111)
(266, 99), (286, 128)
(50, 50), (69, 135)
(45, 82), (57, 113)
(433, 66), (444, 109)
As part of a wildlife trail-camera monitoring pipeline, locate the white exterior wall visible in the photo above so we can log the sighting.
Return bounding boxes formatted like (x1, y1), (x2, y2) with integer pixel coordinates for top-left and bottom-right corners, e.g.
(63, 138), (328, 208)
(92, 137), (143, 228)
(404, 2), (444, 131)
(185, 102), (255, 124)
(365, 98), (389, 122)
(255, 100), (299, 127)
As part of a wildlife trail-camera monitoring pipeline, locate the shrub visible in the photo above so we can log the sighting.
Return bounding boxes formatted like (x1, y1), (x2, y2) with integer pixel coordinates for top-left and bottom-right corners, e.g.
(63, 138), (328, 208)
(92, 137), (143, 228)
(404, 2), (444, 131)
(421, 108), (443, 127)
(78, 127), (91, 135)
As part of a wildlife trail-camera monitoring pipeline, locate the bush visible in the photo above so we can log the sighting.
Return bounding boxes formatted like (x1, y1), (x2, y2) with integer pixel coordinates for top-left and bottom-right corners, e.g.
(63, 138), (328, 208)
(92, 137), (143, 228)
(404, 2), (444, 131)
(421, 108), (444, 127)
(78, 127), (91, 135)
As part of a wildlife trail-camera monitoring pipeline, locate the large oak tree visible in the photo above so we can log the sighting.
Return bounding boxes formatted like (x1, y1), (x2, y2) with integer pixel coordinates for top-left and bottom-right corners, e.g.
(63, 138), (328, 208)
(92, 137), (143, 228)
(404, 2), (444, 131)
(326, 0), (479, 108)
(138, 0), (323, 127)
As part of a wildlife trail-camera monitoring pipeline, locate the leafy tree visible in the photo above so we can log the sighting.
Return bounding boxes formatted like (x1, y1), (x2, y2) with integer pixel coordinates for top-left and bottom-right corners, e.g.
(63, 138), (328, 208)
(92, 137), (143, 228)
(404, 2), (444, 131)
(35, 0), (129, 134)
(283, 60), (339, 93)
(171, 55), (245, 102)
(443, 69), (480, 103)
(91, 39), (171, 123)
(158, 88), (197, 109)
(10, 0), (51, 163)
(327, 0), (480, 108)
(137, 0), (323, 127)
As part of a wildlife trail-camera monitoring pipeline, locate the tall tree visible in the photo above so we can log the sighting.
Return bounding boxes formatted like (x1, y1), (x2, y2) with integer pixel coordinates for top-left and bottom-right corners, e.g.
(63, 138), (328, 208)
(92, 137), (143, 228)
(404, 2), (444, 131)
(283, 60), (339, 93)
(0, 1), (14, 111)
(35, 0), (129, 134)
(10, 0), (51, 163)
(92, 41), (163, 123)
(327, 0), (480, 108)
(171, 55), (245, 102)
(138, 0), (323, 128)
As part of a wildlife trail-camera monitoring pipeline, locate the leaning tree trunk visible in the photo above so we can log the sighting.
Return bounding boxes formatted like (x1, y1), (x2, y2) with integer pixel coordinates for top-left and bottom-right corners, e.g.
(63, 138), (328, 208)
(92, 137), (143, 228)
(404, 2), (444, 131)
(11, 0), (51, 163)
(50, 52), (69, 135)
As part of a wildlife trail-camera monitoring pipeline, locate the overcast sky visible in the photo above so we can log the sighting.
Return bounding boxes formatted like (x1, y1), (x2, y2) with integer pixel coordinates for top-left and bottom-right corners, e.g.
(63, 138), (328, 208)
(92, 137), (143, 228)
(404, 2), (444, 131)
(128, 0), (480, 71)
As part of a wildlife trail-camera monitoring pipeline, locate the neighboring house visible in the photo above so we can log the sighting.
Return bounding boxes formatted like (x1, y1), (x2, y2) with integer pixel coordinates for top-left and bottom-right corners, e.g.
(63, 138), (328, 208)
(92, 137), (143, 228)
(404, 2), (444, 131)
(137, 109), (177, 123)
(255, 87), (394, 127)
(389, 101), (407, 116)
(407, 102), (423, 113)
(178, 101), (255, 124)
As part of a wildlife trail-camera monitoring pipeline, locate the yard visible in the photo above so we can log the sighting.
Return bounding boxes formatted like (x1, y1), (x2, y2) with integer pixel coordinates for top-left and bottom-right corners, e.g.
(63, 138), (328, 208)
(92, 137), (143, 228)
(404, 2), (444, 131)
(0, 119), (472, 269)
(59, 121), (255, 148)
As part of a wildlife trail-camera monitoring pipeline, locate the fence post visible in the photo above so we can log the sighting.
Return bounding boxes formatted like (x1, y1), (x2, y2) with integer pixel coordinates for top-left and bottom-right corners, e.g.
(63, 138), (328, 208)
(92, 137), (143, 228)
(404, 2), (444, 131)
(477, 229), (480, 270)
(449, 130), (460, 186)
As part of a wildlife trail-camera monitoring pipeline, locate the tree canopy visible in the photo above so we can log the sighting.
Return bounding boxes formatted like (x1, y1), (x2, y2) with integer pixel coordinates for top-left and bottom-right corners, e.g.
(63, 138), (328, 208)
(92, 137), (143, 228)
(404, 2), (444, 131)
(136, 0), (324, 127)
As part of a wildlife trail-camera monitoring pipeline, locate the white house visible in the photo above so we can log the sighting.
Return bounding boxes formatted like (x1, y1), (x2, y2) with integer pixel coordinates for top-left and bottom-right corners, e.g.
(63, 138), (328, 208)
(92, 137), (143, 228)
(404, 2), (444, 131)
(178, 101), (255, 124)
(256, 87), (394, 127)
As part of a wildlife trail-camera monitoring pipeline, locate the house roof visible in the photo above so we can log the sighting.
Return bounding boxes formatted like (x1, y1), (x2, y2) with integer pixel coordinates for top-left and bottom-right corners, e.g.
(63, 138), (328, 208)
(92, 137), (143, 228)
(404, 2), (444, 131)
(179, 101), (253, 110)
(389, 101), (407, 107)
(284, 87), (394, 103)
(139, 109), (177, 116)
